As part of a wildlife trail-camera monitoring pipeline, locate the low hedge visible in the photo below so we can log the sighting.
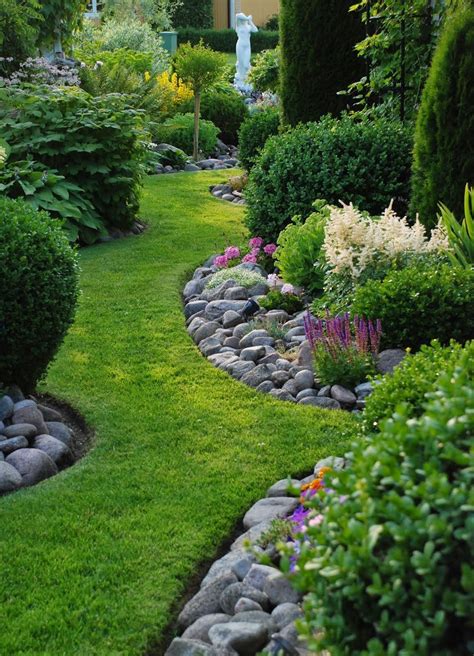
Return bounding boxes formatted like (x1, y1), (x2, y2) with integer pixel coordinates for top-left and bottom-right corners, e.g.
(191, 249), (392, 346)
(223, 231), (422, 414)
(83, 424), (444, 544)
(238, 107), (280, 171)
(177, 28), (279, 53)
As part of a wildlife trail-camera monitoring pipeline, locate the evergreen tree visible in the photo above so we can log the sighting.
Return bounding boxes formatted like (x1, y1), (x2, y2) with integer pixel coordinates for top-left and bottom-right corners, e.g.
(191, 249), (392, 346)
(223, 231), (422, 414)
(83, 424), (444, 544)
(280, 0), (365, 126)
(410, 6), (474, 229)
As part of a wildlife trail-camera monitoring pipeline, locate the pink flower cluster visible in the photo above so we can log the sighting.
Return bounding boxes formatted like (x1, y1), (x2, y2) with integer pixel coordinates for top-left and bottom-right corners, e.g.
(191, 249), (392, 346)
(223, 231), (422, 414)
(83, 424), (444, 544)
(213, 237), (277, 269)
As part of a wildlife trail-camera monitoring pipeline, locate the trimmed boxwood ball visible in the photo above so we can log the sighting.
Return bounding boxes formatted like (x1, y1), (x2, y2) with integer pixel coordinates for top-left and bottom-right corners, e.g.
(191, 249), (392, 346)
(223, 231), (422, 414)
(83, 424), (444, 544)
(0, 198), (79, 392)
(245, 115), (412, 242)
(238, 107), (280, 171)
(351, 262), (474, 352)
(289, 351), (474, 655)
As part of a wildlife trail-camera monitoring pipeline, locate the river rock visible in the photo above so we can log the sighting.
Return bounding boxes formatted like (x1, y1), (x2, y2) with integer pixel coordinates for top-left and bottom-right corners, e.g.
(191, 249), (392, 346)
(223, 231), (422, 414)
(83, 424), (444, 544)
(266, 479), (300, 498)
(206, 301), (247, 321)
(239, 330), (269, 349)
(256, 381), (275, 393)
(184, 300), (208, 320)
(166, 638), (218, 655)
(33, 435), (72, 466)
(296, 389), (318, 402)
(0, 395), (14, 421)
(182, 614), (232, 643)
(0, 461), (23, 493)
(330, 385), (356, 407)
(201, 551), (255, 588)
(194, 321), (220, 344)
(269, 389), (295, 402)
(178, 573), (238, 628)
(37, 404), (63, 422)
(314, 456), (345, 473)
(294, 370), (314, 392)
(377, 348), (407, 374)
(223, 311), (242, 329)
(243, 565), (278, 592)
(240, 346), (266, 362)
(234, 598), (263, 613)
(354, 381), (374, 399)
(45, 422), (73, 447)
(209, 621), (268, 654)
(224, 286), (249, 301)
(12, 406), (48, 435)
(1, 423), (37, 439)
(263, 572), (301, 606)
(219, 583), (270, 614)
(299, 397), (341, 410)
(228, 360), (256, 380)
(241, 364), (276, 388)
(200, 336), (223, 357)
(243, 497), (298, 529)
(0, 436), (28, 455)
(6, 449), (58, 487)
(271, 603), (303, 630)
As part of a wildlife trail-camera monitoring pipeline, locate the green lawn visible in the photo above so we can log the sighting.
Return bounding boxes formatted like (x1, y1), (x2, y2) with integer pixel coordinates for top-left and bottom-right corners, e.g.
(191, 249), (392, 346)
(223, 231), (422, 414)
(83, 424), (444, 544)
(0, 172), (357, 655)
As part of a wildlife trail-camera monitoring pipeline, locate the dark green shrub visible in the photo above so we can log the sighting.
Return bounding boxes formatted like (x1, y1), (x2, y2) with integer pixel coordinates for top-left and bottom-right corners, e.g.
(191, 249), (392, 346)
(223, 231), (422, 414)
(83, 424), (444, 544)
(237, 107), (280, 171)
(264, 14), (279, 31)
(287, 349), (474, 655)
(410, 6), (474, 230)
(351, 263), (474, 351)
(0, 198), (79, 392)
(245, 115), (412, 242)
(171, 0), (213, 28)
(280, 0), (365, 125)
(177, 28), (279, 53)
(260, 290), (304, 314)
(0, 85), (147, 242)
(180, 86), (247, 145)
(364, 340), (467, 432)
(155, 113), (219, 156)
(0, 0), (41, 75)
(248, 47), (280, 93)
(275, 200), (329, 296)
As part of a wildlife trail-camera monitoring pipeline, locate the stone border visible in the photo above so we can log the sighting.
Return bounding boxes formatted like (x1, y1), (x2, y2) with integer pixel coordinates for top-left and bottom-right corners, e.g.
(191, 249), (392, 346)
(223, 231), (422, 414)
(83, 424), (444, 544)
(210, 183), (247, 206)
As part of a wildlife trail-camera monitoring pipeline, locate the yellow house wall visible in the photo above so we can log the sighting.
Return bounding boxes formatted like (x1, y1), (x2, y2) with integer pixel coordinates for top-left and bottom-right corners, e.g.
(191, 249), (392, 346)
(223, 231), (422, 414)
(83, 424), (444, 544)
(241, 0), (279, 27)
(213, 0), (229, 29)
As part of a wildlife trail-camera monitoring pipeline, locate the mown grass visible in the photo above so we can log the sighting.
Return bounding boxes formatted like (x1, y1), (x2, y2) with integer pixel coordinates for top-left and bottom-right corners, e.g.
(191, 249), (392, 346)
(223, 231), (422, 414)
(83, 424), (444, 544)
(0, 172), (357, 655)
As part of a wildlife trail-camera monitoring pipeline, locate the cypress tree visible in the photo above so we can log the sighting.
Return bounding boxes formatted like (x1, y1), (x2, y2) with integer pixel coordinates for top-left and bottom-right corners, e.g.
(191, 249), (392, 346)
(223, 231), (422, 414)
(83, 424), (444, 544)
(280, 0), (365, 126)
(410, 6), (474, 229)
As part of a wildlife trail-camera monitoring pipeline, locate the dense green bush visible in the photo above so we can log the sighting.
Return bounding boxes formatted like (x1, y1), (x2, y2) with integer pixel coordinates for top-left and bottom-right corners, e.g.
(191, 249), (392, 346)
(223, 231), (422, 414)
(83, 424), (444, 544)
(275, 201), (329, 296)
(180, 86), (247, 145)
(280, 0), (365, 125)
(264, 13), (279, 31)
(351, 263), (474, 351)
(0, 86), (148, 243)
(155, 113), (219, 156)
(245, 115), (412, 242)
(238, 108), (280, 171)
(177, 28), (279, 53)
(0, 0), (41, 75)
(0, 198), (79, 392)
(99, 17), (169, 70)
(260, 290), (304, 314)
(170, 0), (213, 28)
(410, 6), (474, 230)
(78, 47), (154, 74)
(364, 340), (467, 432)
(248, 47), (280, 93)
(288, 351), (474, 655)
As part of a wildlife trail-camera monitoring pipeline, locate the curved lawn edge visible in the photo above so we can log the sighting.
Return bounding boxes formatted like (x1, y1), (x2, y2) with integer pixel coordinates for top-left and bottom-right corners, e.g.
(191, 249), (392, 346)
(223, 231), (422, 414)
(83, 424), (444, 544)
(0, 172), (358, 655)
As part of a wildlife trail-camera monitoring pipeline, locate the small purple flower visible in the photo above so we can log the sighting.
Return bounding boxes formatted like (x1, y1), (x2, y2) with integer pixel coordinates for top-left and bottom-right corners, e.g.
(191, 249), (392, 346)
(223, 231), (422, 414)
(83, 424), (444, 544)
(281, 283), (295, 295)
(263, 243), (277, 255)
(214, 255), (228, 268)
(242, 253), (257, 264)
(224, 246), (240, 260)
(249, 236), (264, 249)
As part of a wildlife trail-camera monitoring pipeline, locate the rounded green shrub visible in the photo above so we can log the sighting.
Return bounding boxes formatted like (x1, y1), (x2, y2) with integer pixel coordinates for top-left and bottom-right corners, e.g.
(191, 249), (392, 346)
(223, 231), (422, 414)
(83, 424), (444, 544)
(410, 6), (474, 230)
(180, 87), (248, 145)
(248, 47), (280, 93)
(0, 198), (79, 392)
(238, 107), (280, 171)
(154, 113), (219, 157)
(245, 115), (412, 242)
(351, 262), (474, 351)
(288, 348), (474, 655)
(260, 290), (304, 314)
(275, 200), (329, 296)
(363, 340), (467, 432)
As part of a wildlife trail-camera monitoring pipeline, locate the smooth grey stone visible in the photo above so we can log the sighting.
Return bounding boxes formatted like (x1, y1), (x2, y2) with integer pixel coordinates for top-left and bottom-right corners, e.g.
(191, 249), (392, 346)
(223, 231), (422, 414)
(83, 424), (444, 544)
(294, 370), (314, 392)
(256, 381), (275, 394)
(232, 610), (277, 635)
(201, 551), (255, 588)
(243, 497), (299, 529)
(182, 614), (232, 643)
(266, 310), (289, 323)
(33, 435), (72, 466)
(243, 565), (278, 591)
(296, 389), (318, 402)
(200, 336), (223, 357)
(282, 319), (300, 330)
(209, 621), (268, 654)
(240, 346), (266, 362)
(13, 399), (36, 412)
(266, 479), (300, 498)
(6, 449), (58, 487)
(297, 340), (313, 369)
(355, 381), (374, 399)
(314, 456), (345, 474)
(183, 278), (207, 299)
(377, 348), (407, 374)
(331, 385), (356, 407)
(233, 323), (250, 339)
(218, 347), (238, 354)
(239, 329), (269, 349)
(271, 603), (303, 630)
(201, 280), (237, 302)
(231, 520), (274, 552)
(215, 328), (232, 338)
(185, 163), (200, 171)
(275, 359), (291, 371)
(0, 460), (23, 492)
(12, 406), (47, 435)
(259, 353), (280, 366)
(224, 286), (249, 301)
(286, 326), (306, 339)
(178, 573), (238, 628)
(234, 262), (266, 276)
(45, 422), (73, 447)
(263, 572), (301, 606)
(223, 336), (240, 349)
(299, 397), (341, 410)
(0, 395), (14, 421)
(248, 282), (269, 296)
(206, 300), (247, 321)
(356, 399), (367, 410)
(2, 423), (37, 439)
(318, 385), (332, 397)
(184, 300), (208, 320)
(241, 364), (276, 388)
(203, 254), (221, 267)
(222, 310), (243, 330)
(219, 583), (270, 615)
(228, 360), (255, 380)
(253, 336), (275, 347)
(222, 193), (235, 201)
(187, 316), (207, 337)
(37, 404), (62, 422)
(165, 638), (218, 655)
(208, 352), (239, 368)
(0, 436), (28, 455)
(282, 379), (299, 397)
(193, 267), (214, 280)
(194, 321), (220, 344)
(269, 389), (295, 402)
(234, 598), (263, 613)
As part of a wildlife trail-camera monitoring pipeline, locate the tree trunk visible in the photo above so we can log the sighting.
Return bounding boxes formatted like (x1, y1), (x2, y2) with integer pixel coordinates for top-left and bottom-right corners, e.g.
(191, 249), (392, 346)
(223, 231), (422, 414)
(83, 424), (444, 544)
(193, 91), (201, 161)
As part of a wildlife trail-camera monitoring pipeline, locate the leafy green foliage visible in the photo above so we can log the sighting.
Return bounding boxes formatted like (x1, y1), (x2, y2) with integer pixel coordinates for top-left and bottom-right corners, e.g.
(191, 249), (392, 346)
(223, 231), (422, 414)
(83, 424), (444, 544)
(245, 115), (412, 242)
(0, 197), (79, 391)
(98, 17), (169, 70)
(155, 112), (218, 156)
(314, 344), (376, 389)
(439, 185), (474, 269)
(248, 47), (280, 93)
(78, 47), (154, 74)
(351, 262), (474, 350)
(287, 347), (474, 655)
(363, 340), (465, 432)
(37, 0), (85, 51)
(0, 85), (147, 241)
(170, 0), (213, 28)
(177, 28), (279, 53)
(260, 290), (304, 314)
(0, 0), (42, 74)
(102, 0), (178, 30)
(237, 107), (280, 171)
(410, 6), (474, 229)
(275, 201), (329, 296)
(280, 0), (365, 126)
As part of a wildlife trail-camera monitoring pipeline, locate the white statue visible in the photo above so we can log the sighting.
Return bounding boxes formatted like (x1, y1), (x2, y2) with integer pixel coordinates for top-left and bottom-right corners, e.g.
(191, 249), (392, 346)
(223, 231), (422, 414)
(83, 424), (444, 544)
(234, 13), (258, 91)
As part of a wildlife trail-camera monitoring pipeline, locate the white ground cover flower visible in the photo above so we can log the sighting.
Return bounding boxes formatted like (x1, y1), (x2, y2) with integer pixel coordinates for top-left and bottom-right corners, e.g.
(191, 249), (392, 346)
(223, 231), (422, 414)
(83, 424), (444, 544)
(206, 266), (267, 289)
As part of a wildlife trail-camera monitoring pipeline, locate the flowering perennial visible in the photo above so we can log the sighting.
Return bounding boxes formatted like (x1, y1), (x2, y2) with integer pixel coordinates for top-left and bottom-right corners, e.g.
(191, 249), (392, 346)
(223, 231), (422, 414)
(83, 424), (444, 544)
(213, 237), (277, 269)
